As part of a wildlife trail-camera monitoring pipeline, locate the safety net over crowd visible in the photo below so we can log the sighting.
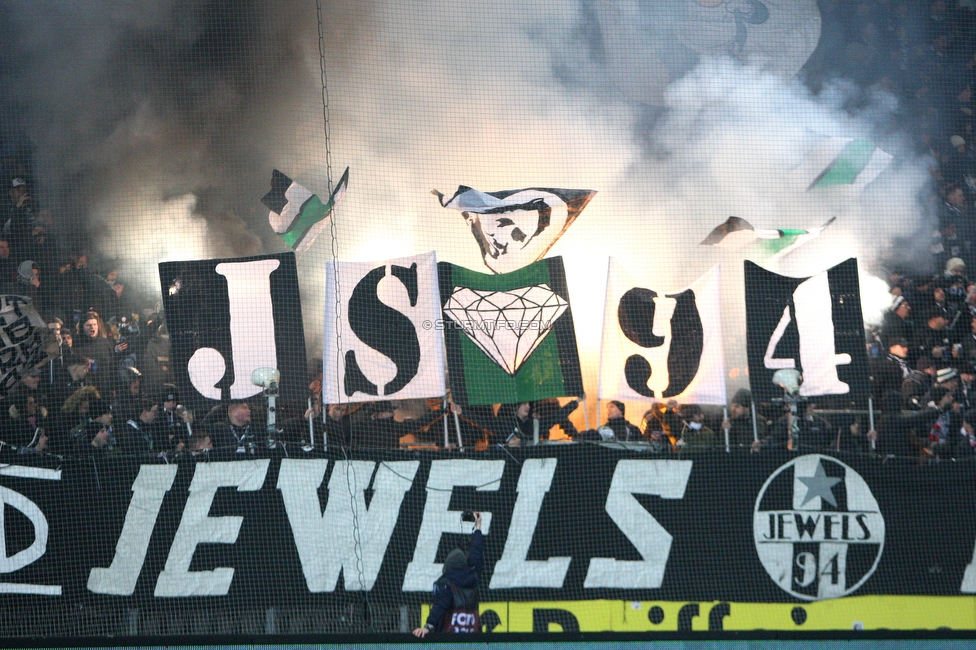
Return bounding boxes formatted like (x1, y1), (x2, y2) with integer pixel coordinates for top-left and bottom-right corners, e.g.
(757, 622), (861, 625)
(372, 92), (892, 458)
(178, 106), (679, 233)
(0, 0), (975, 639)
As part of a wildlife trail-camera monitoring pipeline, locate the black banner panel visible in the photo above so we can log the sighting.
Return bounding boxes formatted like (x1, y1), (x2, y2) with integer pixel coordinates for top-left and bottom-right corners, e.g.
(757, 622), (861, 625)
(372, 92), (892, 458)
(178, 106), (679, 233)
(1, 447), (975, 634)
(159, 253), (308, 408)
(744, 259), (870, 406)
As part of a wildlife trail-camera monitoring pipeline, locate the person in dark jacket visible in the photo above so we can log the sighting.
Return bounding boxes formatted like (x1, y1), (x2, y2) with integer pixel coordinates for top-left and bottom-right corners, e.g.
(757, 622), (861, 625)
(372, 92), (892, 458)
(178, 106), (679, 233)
(870, 338), (911, 402)
(871, 391), (931, 459)
(498, 402), (536, 445)
(209, 400), (259, 455)
(601, 400), (641, 441)
(902, 356), (938, 410)
(674, 403), (718, 450)
(118, 398), (158, 457)
(913, 310), (955, 367)
(323, 402), (352, 447)
(721, 388), (768, 449)
(74, 311), (122, 389)
(766, 402), (834, 451)
(881, 295), (915, 354)
(414, 512), (485, 636)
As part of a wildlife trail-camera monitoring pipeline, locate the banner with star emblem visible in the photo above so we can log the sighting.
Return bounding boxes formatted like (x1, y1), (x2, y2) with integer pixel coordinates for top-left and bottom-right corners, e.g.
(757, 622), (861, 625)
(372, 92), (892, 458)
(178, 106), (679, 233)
(744, 258), (870, 404)
(437, 256), (584, 405)
(3, 449), (976, 633)
(323, 251), (445, 403)
(598, 261), (726, 405)
(753, 454), (885, 601)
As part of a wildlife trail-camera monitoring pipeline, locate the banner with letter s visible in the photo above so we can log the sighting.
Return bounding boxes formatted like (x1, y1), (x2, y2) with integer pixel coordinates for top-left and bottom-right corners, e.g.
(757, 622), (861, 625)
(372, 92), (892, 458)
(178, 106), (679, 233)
(323, 251), (445, 403)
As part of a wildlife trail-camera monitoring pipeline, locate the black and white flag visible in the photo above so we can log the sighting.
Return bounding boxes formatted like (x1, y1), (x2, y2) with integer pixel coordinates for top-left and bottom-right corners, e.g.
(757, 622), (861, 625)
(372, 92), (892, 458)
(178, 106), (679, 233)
(744, 259), (869, 403)
(159, 253), (308, 405)
(323, 252), (445, 403)
(0, 295), (55, 399)
(433, 186), (596, 274)
(261, 168), (348, 254)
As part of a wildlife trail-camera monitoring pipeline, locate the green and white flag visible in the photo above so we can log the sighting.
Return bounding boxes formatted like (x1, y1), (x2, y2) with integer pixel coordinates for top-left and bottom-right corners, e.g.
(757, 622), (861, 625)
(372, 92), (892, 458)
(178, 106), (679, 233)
(437, 256), (584, 406)
(262, 167), (349, 254)
(701, 216), (836, 264)
(791, 136), (891, 191)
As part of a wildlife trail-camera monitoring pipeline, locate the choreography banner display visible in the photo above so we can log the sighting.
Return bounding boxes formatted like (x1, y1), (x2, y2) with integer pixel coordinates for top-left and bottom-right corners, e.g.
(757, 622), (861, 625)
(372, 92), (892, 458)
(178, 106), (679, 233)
(1, 448), (974, 627)
(438, 257), (584, 406)
(159, 253), (308, 405)
(744, 258), (870, 404)
(598, 262), (726, 405)
(323, 251), (445, 403)
(433, 186), (596, 274)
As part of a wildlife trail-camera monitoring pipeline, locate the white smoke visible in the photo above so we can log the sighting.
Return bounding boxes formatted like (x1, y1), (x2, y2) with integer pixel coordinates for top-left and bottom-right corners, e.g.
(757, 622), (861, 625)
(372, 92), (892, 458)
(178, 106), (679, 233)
(3, 0), (936, 415)
(302, 5), (932, 408)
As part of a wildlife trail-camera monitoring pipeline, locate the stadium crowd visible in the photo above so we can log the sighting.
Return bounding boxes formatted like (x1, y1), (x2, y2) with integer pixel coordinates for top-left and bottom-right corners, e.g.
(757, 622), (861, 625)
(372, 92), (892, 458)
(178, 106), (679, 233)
(4, 0), (976, 464)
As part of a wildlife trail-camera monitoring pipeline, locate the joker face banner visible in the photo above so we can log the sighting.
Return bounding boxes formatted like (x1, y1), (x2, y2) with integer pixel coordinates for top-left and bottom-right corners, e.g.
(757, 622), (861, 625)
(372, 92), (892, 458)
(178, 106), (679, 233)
(744, 258), (869, 403)
(433, 186), (596, 274)
(598, 262), (726, 405)
(437, 256), (584, 406)
(323, 252), (445, 403)
(159, 253), (308, 405)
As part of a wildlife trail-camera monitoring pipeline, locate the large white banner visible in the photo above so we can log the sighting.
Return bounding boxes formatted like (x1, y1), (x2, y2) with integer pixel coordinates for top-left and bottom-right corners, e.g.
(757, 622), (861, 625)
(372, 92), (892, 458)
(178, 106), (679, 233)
(324, 252), (445, 403)
(598, 261), (726, 405)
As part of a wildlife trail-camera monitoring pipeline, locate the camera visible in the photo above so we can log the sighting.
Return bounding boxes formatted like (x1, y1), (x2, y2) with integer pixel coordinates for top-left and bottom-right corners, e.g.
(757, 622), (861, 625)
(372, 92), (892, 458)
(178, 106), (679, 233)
(461, 510), (475, 522)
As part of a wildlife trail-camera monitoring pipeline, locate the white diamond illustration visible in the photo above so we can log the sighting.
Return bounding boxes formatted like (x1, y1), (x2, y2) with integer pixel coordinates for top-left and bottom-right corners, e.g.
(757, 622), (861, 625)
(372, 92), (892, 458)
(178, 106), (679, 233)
(443, 284), (569, 375)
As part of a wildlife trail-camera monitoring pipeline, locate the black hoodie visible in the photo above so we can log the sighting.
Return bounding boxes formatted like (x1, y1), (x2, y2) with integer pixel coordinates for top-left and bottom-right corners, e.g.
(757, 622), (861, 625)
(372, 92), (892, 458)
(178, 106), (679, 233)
(423, 529), (484, 632)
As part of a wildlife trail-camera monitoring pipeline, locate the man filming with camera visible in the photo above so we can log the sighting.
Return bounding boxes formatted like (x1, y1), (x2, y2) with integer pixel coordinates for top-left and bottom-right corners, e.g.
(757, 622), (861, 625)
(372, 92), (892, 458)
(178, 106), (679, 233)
(413, 511), (484, 637)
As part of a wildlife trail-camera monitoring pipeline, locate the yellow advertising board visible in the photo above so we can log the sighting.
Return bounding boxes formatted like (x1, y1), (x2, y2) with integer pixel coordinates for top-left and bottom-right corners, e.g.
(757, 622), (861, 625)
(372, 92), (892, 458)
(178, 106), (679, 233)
(423, 597), (976, 632)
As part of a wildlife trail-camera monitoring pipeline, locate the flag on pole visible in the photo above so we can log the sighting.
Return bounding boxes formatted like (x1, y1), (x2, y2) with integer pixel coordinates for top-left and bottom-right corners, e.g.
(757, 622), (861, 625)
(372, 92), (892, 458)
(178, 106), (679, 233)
(437, 256), (584, 405)
(262, 167), (349, 254)
(598, 261), (726, 405)
(433, 186), (596, 274)
(701, 216), (836, 264)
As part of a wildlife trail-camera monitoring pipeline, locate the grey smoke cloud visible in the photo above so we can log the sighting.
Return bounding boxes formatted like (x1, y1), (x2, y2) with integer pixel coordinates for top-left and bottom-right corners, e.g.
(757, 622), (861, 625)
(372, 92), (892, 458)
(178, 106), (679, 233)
(571, 0), (822, 106)
(0, 0), (935, 403)
(0, 0), (324, 290)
